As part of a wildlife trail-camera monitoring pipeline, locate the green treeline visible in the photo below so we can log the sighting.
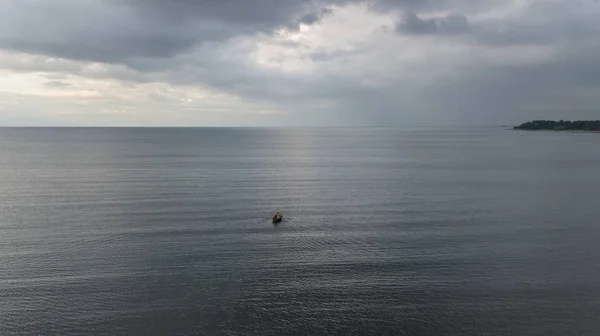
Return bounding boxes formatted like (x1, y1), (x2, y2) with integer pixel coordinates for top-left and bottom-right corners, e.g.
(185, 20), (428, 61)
(513, 120), (600, 131)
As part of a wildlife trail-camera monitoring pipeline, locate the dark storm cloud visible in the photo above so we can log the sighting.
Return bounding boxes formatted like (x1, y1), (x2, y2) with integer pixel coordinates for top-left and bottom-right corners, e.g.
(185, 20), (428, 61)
(0, 0), (200, 63)
(392, 0), (600, 46)
(299, 8), (335, 25)
(0, 0), (342, 64)
(396, 11), (469, 34)
(370, 0), (503, 14)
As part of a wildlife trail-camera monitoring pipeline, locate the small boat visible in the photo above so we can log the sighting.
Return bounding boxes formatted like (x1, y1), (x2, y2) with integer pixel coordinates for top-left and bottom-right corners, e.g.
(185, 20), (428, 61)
(272, 213), (283, 223)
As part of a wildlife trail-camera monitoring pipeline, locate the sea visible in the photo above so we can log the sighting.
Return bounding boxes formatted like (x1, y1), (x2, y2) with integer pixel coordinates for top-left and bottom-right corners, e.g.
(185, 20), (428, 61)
(0, 127), (599, 335)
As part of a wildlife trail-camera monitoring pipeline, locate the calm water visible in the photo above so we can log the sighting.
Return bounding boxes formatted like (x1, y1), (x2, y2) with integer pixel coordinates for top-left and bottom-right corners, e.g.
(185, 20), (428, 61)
(1, 127), (599, 335)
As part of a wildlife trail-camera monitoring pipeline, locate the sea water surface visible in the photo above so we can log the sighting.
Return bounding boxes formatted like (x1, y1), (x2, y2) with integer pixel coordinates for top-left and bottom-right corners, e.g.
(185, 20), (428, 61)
(0, 127), (599, 335)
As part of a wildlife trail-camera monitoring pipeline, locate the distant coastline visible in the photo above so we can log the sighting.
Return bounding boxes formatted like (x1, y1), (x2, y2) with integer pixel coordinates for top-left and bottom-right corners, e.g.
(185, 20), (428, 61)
(513, 120), (600, 132)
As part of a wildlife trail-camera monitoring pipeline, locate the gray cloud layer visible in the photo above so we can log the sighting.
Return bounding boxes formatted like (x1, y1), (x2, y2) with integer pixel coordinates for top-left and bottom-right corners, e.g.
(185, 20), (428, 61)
(397, 12), (469, 35)
(0, 0), (343, 63)
(2, 0), (600, 125)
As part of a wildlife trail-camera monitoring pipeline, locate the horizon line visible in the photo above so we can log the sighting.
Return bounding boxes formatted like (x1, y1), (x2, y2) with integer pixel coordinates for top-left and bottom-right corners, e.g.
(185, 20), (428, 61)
(0, 124), (512, 129)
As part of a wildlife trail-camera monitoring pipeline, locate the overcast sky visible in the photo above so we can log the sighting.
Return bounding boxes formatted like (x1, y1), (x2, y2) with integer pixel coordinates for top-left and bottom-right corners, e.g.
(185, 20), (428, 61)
(1, 0), (599, 126)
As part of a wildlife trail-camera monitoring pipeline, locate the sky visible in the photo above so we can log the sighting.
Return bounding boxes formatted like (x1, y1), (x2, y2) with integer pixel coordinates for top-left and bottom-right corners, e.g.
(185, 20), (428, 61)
(1, 0), (600, 126)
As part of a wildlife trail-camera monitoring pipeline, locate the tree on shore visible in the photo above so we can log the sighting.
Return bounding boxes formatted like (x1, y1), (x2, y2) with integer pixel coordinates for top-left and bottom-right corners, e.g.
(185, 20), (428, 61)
(513, 120), (600, 131)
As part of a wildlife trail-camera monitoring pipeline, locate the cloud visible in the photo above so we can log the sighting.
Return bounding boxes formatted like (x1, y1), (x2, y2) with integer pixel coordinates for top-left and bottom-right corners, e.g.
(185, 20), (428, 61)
(1, 0), (600, 126)
(44, 81), (71, 88)
(0, 0), (341, 64)
(397, 12), (470, 35)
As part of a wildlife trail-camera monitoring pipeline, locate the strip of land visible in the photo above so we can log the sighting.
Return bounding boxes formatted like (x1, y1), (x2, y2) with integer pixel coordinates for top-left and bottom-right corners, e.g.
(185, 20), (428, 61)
(513, 120), (600, 131)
